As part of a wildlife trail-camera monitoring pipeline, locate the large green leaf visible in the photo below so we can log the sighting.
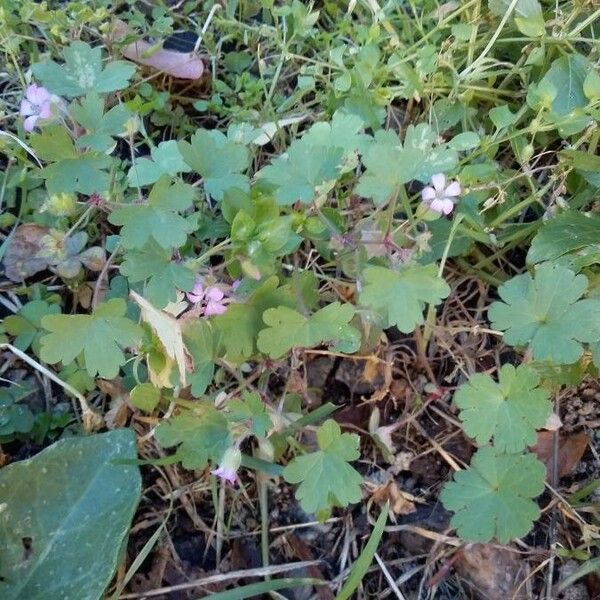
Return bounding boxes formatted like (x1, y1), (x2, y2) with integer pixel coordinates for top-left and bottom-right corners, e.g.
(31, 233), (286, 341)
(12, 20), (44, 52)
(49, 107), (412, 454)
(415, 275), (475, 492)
(359, 264), (450, 332)
(454, 364), (551, 453)
(440, 447), (545, 543)
(488, 0), (545, 36)
(284, 420), (362, 516)
(488, 263), (600, 364)
(32, 41), (135, 98)
(527, 211), (600, 264)
(0, 429), (141, 600)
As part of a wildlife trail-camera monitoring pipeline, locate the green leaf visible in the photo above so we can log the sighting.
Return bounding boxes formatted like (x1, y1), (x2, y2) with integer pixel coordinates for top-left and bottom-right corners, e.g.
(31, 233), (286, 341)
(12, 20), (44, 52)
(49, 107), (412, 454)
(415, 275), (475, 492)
(183, 320), (216, 397)
(70, 93), (130, 153)
(283, 420), (363, 516)
(336, 503), (388, 600)
(454, 364), (551, 453)
(257, 302), (358, 359)
(30, 125), (77, 161)
(535, 54), (592, 135)
(448, 131), (481, 151)
(120, 241), (196, 308)
(0, 429), (141, 600)
(127, 140), (191, 187)
(155, 404), (231, 470)
(130, 383), (160, 412)
(527, 211), (600, 264)
(488, 263), (600, 364)
(356, 125), (457, 205)
(212, 277), (294, 362)
(489, 0), (545, 36)
(41, 153), (112, 195)
(4, 300), (60, 352)
(40, 298), (143, 378)
(0, 383), (36, 437)
(203, 578), (326, 600)
(440, 447), (545, 543)
(359, 264), (450, 332)
(259, 141), (344, 205)
(32, 41), (135, 97)
(489, 105), (518, 129)
(301, 110), (367, 151)
(108, 176), (196, 249)
(179, 129), (249, 200)
(227, 392), (271, 438)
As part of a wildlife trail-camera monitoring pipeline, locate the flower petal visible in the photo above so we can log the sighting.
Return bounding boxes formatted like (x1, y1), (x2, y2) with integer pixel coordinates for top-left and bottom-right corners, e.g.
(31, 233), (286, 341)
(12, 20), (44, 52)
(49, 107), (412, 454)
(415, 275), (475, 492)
(23, 115), (38, 132)
(27, 84), (50, 104)
(431, 173), (446, 192)
(205, 301), (227, 316)
(445, 181), (461, 197)
(440, 198), (455, 215)
(20, 99), (34, 116)
(205, 287), (224, 301)
(421, 186), (436, 201)
(429, 198), (452, 215)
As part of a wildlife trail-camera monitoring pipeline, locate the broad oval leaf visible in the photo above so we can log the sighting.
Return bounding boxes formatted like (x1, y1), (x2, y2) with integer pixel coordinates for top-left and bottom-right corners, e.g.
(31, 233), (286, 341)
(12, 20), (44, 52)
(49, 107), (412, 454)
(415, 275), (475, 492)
(0, 429), (141, 600)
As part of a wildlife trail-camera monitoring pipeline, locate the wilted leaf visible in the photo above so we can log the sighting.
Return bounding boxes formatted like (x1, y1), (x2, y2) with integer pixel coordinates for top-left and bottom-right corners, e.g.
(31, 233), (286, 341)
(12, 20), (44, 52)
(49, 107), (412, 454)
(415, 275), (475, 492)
(2, 224), (49, 282)
(531, 431), (589, 479)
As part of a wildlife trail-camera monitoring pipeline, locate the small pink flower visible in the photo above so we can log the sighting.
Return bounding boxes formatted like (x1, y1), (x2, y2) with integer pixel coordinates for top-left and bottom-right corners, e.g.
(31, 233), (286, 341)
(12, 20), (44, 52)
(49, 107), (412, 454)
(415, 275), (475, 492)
(186, 278), (205, 304)
(421, 173), (461, 215)
(211, 447), (242, 485)
(20, 84), (53, 132)
(204, 287), (227, 316)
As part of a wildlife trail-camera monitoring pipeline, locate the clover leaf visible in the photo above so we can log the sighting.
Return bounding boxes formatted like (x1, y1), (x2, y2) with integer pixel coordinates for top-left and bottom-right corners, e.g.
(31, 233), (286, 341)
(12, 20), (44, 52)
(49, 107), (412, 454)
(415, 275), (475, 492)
(32, 41), (135, 97)
(212, 277), (294, 362)
(127, 140), (191, 187)
(39, 298), (143, 379)
(179, 129), (250, 200)
(108, 176), (196, 249)
(155, 404), (231, 470)
(454, 365), (552, 453)
(32, 41), (135, 98)
(256, 302), (358, 359)
(359, 264), (450, 332)
(70, 93), (130, 153)
(356, 125), (457, 205)
(227, 392), (272, 438)
(259, 141), (345, 205)
(441, 447), (546, 543)
(284, 420), (363, 516)
(4, 300), (60, 353)
(120, 241), (196, 308)
(488, 263), (600, 364)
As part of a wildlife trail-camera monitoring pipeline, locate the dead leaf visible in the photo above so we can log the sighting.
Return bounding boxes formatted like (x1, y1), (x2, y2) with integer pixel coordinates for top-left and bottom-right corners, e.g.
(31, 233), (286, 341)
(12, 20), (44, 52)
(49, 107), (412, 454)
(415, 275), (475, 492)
(371, 480), (416, 515)
(2, 224), (50, 281)
(130, 291), (189, 387)
(455, 543), (528, 600)
(97, 379), (130, 429)
(114, 20), (204, 79)
(531, 431), (589, 479)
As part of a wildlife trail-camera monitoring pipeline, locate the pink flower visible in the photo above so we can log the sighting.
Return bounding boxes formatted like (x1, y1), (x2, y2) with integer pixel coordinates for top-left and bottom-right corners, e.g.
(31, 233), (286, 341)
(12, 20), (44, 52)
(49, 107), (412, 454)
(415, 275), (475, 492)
(204, 287), (227, 316)
(421, 173), (461, 215)
(186, 279), (205, 304)
(211, 447), (242, 485)
(20, 84), (53, 132)
(186, 277), (229, 316)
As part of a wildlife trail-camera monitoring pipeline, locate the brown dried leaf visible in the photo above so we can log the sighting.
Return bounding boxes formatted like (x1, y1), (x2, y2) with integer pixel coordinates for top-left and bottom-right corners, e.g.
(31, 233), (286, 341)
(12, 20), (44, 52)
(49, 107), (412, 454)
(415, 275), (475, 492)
(455, 543), (528, 600)
(2, 224), (50, 281)
(97, 379), (130, 429)
(371, 480), (416, 515)
(531, 431), (589, 479)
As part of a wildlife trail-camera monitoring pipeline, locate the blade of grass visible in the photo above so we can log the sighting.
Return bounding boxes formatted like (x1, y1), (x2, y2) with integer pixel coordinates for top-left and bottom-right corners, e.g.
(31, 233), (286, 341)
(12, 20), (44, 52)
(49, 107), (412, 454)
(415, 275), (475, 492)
(556, 557), (600, 593)
(335, 503), (389, 600)
(196, 577), (325, 600)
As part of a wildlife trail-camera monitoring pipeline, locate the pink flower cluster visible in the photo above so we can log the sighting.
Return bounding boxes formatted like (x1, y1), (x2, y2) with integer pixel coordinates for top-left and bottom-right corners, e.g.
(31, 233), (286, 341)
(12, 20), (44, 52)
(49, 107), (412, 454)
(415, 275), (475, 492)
(186, 277), (230, 316)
